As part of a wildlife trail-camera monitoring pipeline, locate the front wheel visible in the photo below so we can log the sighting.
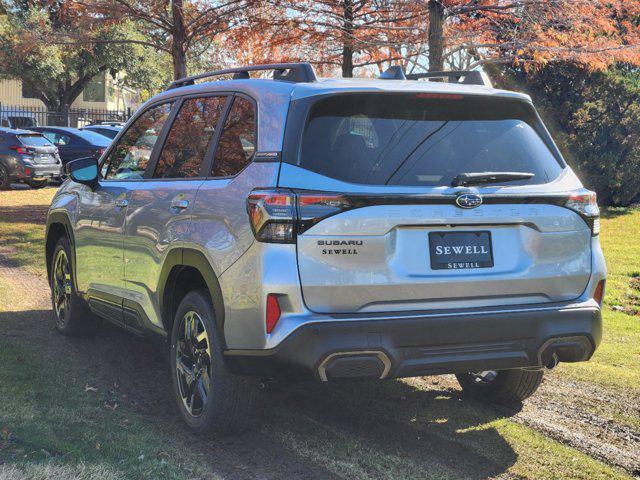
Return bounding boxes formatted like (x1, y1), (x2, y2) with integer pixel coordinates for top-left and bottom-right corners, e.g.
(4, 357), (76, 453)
(0, 164), (10, 190)
(170, 290), (259, 435)
(456, 369), (543, 405)
(50, 237), (97, 336)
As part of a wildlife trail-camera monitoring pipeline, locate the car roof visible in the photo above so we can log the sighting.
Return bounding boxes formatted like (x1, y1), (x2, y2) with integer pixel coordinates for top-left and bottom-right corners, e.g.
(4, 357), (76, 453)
(84, 125), (121, 131)
(31, 126), (79, 133)
(153, 76), (532, 103)
(0, 126), (42, 135)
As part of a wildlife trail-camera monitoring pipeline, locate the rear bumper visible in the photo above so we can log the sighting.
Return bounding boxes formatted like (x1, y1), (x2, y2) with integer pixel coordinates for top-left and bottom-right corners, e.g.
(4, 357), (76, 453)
(224, 300), (602, 380)
(12, 163), (62, 180)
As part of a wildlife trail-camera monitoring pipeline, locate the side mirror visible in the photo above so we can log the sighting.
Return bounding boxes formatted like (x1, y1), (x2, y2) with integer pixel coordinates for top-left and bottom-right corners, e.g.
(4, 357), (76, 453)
(66, 157), (99, 189)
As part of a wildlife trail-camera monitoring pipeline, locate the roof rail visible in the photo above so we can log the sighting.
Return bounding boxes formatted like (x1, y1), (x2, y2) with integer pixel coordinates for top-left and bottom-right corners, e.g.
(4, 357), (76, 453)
(380, 66), (407, 80)
(406, 70), (492, 87)
(168, 62), (317, 90)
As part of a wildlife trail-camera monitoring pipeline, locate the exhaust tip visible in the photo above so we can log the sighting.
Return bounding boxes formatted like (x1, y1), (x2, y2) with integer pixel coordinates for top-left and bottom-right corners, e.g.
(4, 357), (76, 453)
(538, 335), (594, 367)
(545, 353), (559, 370)
(318, 351), (391, 382)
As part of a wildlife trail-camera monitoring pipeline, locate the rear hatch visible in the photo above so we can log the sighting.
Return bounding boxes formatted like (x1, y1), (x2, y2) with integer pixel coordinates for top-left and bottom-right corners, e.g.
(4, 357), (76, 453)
(17, 133), (59, 164)
(277, 92), (596, 314)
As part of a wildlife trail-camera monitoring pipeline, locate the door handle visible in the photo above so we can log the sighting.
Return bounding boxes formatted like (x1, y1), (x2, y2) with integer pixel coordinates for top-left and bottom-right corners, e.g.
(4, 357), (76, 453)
(115, 198), (129, 208)
(171, 199), (189, 210)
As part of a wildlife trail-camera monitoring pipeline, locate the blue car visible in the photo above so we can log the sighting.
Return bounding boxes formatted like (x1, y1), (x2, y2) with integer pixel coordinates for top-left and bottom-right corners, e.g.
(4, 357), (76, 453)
(29, 126), (110, 166)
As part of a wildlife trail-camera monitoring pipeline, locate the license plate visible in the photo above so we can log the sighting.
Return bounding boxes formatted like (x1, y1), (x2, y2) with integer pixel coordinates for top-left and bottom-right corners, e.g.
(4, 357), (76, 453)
(34, 155), (53, 164)
(429, 231), (493, 270)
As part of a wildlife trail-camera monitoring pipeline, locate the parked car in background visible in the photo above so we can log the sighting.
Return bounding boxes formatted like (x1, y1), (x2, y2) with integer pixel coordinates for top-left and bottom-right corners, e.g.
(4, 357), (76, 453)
(82, 124), (122, 140)
(0, 110), (39, 129)
(0, 127), (61, 189)
(28, 127), (110, 166)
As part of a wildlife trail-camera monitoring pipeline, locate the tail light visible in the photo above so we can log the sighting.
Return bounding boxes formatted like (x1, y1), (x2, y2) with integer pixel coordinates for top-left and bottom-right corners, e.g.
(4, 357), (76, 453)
(565, 190), (600, 235)
(247, 189), (352, 243)
(265, 294), (281, 333)
(9, 146), (33, 155)
(593, 280), (605, 305)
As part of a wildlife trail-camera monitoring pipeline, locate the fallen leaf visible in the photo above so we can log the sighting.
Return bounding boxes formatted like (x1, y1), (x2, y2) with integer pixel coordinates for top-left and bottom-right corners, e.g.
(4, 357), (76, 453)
(85, 385), (98, 393)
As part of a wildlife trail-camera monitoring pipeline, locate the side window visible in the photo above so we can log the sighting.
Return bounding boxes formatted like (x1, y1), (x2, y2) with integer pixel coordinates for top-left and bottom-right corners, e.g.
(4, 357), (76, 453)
(101, 102), (172, 180)
(52, 133), (71, 146)
(211, 97), (256, 177)
(153, 96), (226, 179)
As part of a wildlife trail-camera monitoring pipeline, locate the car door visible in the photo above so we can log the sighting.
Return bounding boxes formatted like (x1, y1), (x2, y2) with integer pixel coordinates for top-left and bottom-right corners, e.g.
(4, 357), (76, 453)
(74, 101), (174, 325)
(122, 94), (229, 332)
(189, 95), (263, 276)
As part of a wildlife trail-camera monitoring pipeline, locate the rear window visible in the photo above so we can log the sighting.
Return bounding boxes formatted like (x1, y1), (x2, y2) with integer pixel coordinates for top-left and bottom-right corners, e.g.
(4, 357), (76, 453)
(293, 93), (564, 186)
(17, 134), (53, 147)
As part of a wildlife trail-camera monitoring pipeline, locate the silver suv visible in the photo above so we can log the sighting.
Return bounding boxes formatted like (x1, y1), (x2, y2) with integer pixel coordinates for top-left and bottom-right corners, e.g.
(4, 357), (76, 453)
(45, 63), (606, 434)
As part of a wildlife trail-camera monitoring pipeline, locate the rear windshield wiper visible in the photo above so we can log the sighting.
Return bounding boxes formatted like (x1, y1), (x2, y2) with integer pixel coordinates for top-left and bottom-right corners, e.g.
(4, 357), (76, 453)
(451, 172), (535, 187)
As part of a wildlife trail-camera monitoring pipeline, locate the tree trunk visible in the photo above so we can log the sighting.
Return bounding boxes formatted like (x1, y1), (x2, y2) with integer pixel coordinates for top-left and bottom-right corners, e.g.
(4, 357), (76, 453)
(428, 0), (445, 72)
(341, 0), (354, 77)
(171, 0), (188, 80)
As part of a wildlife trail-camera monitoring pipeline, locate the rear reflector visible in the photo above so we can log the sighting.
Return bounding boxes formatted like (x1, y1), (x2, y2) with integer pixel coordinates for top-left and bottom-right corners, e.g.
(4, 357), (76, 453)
(265, 294), (281, 334)
(594, 280), (605, 305)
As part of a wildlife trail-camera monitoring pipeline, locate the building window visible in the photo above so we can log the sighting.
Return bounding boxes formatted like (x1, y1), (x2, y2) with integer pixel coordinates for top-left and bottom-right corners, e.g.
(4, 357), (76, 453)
(22, 82), (39, 99)
(83, 72), (106, 103)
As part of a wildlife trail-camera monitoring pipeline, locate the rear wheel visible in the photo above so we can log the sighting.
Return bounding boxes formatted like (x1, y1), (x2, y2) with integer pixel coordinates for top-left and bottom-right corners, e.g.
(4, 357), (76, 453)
(50, 237), (97, 336)
(456, 369), (543, 405)
(0, 164), (10, 190)
(27, 179), (48, 189)
(170, 290), (259, 435)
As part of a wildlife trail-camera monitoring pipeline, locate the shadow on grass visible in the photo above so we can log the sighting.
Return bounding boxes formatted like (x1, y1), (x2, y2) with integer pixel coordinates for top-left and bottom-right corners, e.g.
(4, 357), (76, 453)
(0, 204), (49, 225)
(0, 309), (519, 480)
(600, 207), (637, 219)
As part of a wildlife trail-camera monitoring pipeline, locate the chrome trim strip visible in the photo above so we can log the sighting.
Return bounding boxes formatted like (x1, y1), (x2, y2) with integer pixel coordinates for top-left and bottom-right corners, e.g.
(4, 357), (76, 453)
(324, 301), (599, 323)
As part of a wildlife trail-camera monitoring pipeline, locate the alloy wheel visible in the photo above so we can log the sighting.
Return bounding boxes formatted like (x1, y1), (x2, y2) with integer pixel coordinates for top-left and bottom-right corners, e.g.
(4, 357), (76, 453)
(175, 310), (212, 417)
(52, 248), (72, 325)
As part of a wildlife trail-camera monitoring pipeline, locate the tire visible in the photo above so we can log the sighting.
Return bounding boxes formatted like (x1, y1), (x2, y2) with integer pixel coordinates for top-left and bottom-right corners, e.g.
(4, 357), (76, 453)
(456, 369), (544, 405)
(170, 289), (259, 435)
(0, 164), (10, 190)
(50, 237), (97, 337)
(27, 179), (48, 189)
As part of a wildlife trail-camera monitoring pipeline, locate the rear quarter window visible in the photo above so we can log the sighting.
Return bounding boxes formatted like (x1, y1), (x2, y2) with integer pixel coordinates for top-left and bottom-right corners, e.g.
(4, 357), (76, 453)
(290, 93), (564, 187)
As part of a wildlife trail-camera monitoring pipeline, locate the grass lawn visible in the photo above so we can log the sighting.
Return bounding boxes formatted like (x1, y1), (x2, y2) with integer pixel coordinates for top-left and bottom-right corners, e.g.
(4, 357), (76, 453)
(0, 187), (637, 480)
(558, 208), (640, 391)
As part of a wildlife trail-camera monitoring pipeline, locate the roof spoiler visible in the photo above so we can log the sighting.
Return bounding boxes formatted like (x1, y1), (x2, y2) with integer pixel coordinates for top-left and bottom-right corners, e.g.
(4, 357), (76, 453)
(379, 66), (492, 87)
(168, 62), (318, 90)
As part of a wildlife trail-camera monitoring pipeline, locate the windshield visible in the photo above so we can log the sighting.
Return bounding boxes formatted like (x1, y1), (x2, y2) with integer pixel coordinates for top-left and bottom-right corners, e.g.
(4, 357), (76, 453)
(17, 134), (53, 147)
(294, 93), (564, 187)
(74, 129), (111, 146)
(88, 127), (119, 139)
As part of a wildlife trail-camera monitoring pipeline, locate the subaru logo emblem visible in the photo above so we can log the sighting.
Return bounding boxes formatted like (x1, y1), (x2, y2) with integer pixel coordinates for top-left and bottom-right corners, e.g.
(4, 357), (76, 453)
(456, 193), (482, 209)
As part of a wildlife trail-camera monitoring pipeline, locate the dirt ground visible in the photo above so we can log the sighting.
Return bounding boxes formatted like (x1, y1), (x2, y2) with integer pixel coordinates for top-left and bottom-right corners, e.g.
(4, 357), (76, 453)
(0, 249), (638, 480)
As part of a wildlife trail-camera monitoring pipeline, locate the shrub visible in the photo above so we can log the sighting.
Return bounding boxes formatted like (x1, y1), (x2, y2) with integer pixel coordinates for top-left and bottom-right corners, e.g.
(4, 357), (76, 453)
(506, 64), (640, 207)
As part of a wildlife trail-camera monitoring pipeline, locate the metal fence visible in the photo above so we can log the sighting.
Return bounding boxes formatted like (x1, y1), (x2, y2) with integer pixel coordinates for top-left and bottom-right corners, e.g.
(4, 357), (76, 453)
(0, 103), (132, 129)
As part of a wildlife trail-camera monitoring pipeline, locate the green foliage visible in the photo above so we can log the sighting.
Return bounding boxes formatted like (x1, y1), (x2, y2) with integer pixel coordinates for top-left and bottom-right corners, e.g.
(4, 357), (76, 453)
(519, 64), (640, 207)
(0, 6), (169, 110)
